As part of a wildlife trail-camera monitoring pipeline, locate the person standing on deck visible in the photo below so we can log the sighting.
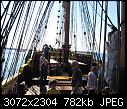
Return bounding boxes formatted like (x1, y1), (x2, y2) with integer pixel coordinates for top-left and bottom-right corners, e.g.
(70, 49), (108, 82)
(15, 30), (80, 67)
(48, 45), (53, 65)
(105, 26), (119, 93)
(43, 44), (50, 61)
(39, 54), (48, 94)
(39, 54), (45, 74)
(71, 61), (82, 94)
(87, 66), (97, 94)
(39, 56), (49, 83)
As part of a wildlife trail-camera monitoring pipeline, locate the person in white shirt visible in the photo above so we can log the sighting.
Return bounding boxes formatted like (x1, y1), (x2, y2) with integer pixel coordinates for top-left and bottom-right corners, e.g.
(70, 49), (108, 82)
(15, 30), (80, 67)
(87, 66), (97, 94)
(105, 26), (119, 93)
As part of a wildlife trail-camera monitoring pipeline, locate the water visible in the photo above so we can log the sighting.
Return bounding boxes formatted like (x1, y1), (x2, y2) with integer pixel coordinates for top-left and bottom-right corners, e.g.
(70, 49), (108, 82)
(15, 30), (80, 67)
(2, 49), (107, 79)
(77, 51), (107, 62)
(2, 49), (26, 79)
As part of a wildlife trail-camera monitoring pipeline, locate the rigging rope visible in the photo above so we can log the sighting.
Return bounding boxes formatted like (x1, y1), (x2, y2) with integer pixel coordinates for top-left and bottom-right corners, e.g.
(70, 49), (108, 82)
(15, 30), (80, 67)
(71, 1), (77, 54)
(37, 1), (54, 50)
(98, 1), (115, 27)
(92, 1), (97, 53)
(79, 2), (90, 51)
(34, 1), (51, 47)
(2, 2), (26, 78)
(81, 1), (92, 51)
(78, 1), (102, 64)
(58, 2), (63, 48)
(98, 1), (103, 54)
(70, 2), (80, 53)
(92, 1), (95, 31)
(29, 1), (51, 51)
(3, 1), (25, 78)
(56, 2), (61, 48)
(2, 2), (26, 83)
(23, 1), (45, 63)
(8, 2), (31, 79)
(102, 1), (108, 73)
(1, 1), (11, 19)
(25, 1), (45, 54)
(93, 2), (102, 63)
(1, 1), (5, 9)
(82, 1), (96, 67)
(1, 1), (12, 29)
(16, 1), (37, 77)
(7, 2), (28, 79)
(37, 1), (55, 50)
(60, 2), (64, 46)
(81, 1), (102, 62)
(70, 1), (74, 50)
(4, 2), (31, 84)
(116, 1), (120, 94)
(2, 1), (19, 34)
(1, 1), (24, 51)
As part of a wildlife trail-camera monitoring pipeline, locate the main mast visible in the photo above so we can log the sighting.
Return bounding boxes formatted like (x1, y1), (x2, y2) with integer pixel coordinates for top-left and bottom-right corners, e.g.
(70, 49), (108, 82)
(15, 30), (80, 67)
(120, 2), (125, 70)
(62, 1), (70, 64)
(119, 1), (125, 94)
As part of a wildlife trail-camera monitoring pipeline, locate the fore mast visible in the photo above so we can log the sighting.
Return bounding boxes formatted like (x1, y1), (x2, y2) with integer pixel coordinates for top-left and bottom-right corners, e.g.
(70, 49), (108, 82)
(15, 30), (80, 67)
(62, 1), (70, 65)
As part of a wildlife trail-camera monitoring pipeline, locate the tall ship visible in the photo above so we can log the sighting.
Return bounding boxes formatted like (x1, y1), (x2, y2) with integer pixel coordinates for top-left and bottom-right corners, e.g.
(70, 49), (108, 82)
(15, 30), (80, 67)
(1, 1), (125, 95)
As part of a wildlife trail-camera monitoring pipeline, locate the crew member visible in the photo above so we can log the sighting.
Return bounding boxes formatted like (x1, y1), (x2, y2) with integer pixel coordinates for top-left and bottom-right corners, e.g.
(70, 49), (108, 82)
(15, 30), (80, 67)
(87, 66), (97, 94)
(71, 61), (82, 94)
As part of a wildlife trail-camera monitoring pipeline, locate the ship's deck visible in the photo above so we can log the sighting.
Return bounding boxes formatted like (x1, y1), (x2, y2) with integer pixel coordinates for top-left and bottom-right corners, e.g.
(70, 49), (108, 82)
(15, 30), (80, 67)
(25, 76), (88, 95)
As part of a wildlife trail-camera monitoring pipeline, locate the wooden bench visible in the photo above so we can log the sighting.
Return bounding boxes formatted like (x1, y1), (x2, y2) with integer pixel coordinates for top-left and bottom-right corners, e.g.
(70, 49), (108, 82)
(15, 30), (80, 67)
(47, 76), (72, 80)
(46, 84), (87, 94)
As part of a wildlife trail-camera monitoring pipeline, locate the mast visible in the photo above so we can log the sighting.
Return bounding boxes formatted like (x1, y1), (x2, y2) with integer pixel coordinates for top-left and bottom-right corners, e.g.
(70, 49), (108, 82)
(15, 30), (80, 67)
(120, 2), (125, 69)
(62, 1), (70, 64)
(119, 1), (125, 94)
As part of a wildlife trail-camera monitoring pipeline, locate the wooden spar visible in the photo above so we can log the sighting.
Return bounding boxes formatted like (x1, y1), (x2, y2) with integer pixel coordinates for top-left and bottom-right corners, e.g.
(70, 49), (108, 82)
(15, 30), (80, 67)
(62, 1), (70, 64)
(120, 2), (125, 68)
(119, 1), (125, 94)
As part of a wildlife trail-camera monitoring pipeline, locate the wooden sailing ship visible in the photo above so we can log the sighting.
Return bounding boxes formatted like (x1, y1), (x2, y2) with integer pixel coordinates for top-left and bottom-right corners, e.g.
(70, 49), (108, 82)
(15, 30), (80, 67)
(1, 1), (125, 95)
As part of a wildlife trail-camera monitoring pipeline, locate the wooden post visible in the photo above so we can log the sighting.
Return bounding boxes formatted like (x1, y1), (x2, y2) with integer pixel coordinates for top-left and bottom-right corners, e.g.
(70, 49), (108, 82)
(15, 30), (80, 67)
(119, 1), (125, 94)
(120, 2), (125, 68)
(62, 1), (70, 65)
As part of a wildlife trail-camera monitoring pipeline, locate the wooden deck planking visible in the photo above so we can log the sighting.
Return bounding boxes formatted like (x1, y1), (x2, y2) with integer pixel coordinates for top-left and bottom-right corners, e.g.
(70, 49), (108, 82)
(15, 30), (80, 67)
(25, 76), (87, 95)
(25, 85), (40, 95)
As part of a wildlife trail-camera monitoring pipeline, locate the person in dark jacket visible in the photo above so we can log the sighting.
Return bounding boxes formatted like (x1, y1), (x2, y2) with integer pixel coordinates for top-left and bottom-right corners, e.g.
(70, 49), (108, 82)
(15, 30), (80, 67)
(40, 57), (48, 83)
(43, 44), (50, 60)
(71, 60), (82, 94)
(39, 55), (49, 94)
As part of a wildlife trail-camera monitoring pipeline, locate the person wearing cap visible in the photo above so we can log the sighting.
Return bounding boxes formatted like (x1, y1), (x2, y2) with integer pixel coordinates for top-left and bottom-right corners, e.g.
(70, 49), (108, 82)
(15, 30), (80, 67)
(71, 60), (82, 94)
(46, 79), (60, 94)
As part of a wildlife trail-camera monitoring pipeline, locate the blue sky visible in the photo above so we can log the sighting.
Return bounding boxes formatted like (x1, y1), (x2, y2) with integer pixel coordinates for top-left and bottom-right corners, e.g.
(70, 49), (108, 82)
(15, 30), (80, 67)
(45, 1), (119, 53)
(1, 1), (120, 53)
